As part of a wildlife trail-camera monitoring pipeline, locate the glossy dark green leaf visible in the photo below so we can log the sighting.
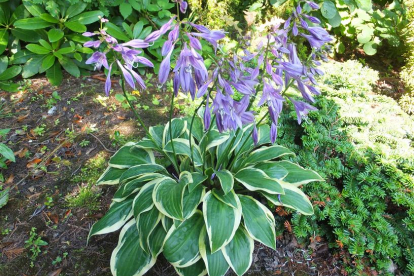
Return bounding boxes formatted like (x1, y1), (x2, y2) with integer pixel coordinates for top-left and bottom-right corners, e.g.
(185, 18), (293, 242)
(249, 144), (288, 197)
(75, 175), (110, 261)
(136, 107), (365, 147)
(0, 29), (8, 55)
(47, 29), (64, 42)
(14, 17), (53, 29)
(64, 21), (86, 33)
(0, 66), (21, 81)
(46, 62), (63, 86)
(69, 11), (104, 25)
(105, 22), (130, 41)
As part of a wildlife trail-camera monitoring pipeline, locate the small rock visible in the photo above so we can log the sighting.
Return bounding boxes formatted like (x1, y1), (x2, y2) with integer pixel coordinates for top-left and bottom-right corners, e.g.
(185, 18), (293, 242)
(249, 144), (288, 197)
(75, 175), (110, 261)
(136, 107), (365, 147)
(48, 106), (57, 115)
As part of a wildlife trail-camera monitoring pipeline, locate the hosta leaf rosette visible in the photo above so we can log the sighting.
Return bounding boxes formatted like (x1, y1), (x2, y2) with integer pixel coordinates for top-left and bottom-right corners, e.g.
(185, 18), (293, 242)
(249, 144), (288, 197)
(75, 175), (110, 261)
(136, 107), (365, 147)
(88, 118), (323, 276)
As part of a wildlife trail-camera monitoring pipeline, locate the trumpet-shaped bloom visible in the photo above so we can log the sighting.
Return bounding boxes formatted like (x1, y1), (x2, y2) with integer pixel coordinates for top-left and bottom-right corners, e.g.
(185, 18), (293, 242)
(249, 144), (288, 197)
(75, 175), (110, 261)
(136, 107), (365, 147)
(290, 99), (318, 124)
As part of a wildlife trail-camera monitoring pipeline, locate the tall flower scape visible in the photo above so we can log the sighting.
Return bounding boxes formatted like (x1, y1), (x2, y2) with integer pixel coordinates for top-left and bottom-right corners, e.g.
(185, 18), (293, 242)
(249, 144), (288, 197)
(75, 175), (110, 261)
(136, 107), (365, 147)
(85, 1), (331, 276)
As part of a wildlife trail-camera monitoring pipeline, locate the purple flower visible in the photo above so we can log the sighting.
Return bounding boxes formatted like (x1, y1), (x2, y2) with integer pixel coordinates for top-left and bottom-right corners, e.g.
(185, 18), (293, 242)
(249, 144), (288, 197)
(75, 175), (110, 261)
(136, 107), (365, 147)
(301, 27), (332, 49)
(121, 39), (149, 49)
(116, 60), (146, 90)
(159, 48), (173, 84)
(270, 123), (277, 144)
(306, 1), (319, 9)
(84, 40), (102, 48)
(173, 0), (188, 13)
(252, 124), (258, 145)
(290, 99), (318, 124)
(204, 100), (211, 130)
(190, 23), (225, 51)
(85, 52), (109, 70)
(82, 32), (97, 37)
(258, 81), (284, 125)
(213, 94), (254, 132)
(105, 63), (113, 96)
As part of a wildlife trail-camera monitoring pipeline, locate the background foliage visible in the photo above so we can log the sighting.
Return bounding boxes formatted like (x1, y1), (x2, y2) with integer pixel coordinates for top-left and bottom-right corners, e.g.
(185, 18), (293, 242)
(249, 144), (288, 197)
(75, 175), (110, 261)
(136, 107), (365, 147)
(277, 60), (414, 274)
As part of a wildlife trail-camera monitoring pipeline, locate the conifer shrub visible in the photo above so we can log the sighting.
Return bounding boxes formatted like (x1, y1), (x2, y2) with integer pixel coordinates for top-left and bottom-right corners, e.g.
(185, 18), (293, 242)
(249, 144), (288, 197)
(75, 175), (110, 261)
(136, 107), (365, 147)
(278, 60), (414, 274)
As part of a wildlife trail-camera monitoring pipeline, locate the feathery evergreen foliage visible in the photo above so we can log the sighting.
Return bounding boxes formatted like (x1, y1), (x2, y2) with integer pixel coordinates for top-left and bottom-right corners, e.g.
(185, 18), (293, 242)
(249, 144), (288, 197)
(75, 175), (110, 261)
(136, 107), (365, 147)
(278, 60), (414, 274)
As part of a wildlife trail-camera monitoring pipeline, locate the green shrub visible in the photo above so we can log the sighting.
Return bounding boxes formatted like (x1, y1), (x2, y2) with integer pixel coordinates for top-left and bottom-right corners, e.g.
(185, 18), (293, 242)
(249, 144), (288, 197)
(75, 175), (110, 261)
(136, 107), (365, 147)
(278, 60), (414, 274)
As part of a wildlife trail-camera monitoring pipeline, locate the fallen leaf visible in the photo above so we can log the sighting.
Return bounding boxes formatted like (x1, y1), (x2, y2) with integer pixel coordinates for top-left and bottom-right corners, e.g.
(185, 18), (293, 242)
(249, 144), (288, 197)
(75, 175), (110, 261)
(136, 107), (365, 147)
(46, 212), (59, 224)
(27, 158), (42, 168)
(5, 174), (14, 185)
(4, 247), (25, 259)
(64, 210), (71, 219)
(85, 110), (91, 116)
(15, 148), (29, 158)
(117, 115), (126, 120)
(17, 114), (29, 122)
(47, 268), (62, 276)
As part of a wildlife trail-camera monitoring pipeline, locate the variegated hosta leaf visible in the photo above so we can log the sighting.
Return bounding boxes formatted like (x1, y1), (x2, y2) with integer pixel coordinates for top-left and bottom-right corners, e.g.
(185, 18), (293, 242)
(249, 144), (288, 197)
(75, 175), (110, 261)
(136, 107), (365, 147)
(163, 211), (205, 268)
(110, 220), (155, 276)
(202, 191), (241, 253)
(161, 215), (174, 232)
(88, 197), (134, 241)
(114, 174), (167, 202)
(153, 177), (186, 220)
(134, 138), (159, 150)
(137, 207), (161, 252)
(254, 162), (288, 180)
(222, 226), (254, 276)
(163, 118), (187, 147)
(132, 180), (160, 219)
(119, 164), (168, 183)
(174, 259), (207, 276)
(183, 185), (205, 219)
(187, 116), (204, 142)
(199, 227), (230, 276)
(96, 167), (126, 185)
(200, 129), (230, 152)
(109, 144), (155, 169)
(149, 125), (164, 148)
(164, 138), (203, 166)
(217, 130), (243, 159)
(275, 161), (324, 186)
(239, 195), (276, 250)
(262, 183), (314, 215)
(188, 172), (208, 193)
(234, 124), (271, 158)
(215, 170), (234, 194)
(148, 222), (167, 257)
(244, 145), (294, 166)
(235, 168), (284, 194)
(212, 189), (239, 209)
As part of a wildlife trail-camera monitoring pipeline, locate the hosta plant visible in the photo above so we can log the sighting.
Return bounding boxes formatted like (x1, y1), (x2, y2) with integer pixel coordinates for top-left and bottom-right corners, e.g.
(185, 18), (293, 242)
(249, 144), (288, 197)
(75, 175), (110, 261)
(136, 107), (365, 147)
(89, 118), (323, 276)
(85, 1), (330, 275)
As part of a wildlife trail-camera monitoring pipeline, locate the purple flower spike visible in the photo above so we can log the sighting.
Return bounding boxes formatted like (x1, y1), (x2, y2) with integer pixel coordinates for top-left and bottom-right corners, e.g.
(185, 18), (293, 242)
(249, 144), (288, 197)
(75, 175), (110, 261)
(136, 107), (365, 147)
(307, 1), (319, 9)
(180, 1), (188, 13)
(204, 101), (211, 130)
(187, 33), (202, 50)
(117, 60), (135, 89)
(159, 49), (173, 84)
(84, 40), (102, 48)
(121, 39), (150, 49)
(105, 63), (113, 96)
(82, 32), (97, 37)
(252, 124), (258, 145)
(290, 98), (318, 124)
(135, 56), (154, 67)
(85, 52), (109, 70)
(270, 123), (277, 144)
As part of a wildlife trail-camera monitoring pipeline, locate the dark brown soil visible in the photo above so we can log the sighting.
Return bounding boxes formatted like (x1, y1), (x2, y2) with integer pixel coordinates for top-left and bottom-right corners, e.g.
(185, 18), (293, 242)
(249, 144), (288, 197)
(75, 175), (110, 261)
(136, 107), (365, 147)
(0, 74), (341, 276)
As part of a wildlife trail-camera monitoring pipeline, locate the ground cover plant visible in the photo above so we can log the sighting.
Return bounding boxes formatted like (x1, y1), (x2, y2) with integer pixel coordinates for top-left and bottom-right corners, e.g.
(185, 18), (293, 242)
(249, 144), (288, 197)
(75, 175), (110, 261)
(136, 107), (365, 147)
(277, 59), (414, 274)
(81, 1), (335, 275)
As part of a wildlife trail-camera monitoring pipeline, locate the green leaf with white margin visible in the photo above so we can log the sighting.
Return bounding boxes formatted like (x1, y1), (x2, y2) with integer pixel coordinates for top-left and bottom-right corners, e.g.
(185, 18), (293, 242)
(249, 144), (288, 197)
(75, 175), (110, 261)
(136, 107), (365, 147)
(202, 191), (241, 253)
(161, 215), (174, 232)
(200, 130), (230, 152)
(212, 189), (239, 209)
(183, 184), (205, 219)
(244, 145), (294, 165)
(153, 177), (186, 220)
(120, 164), (168, 183)
(275, 161), (323, 186)
(148, 222), (167, 257)
(235, 168), (284, 194)
(187, 116), (204, 142)
(88, 197), (134, 240)
(215, 170), (234, 194)
(164, 138), (203, 166)
(114, 174), (168, 202)
(222, 226), (254, 276)
(149, 125), (164, 148)
(110, 219), (155, 276)
(199, 227), (229, 276)
(96, 167), (126, 185)
(0, 143), (15, 162)
(254, 162), (288, 180)
(163, 118), (187, 147)
(239, 195), (276, 249)
(132, 180), (159, 219)
(109, 143), (155, 169)
(137, 207), (161, 252)
(134, 138), (158, 150)
(262, 183), (314, 215)
(188, 172), (207, 193)
(163, 210), (204, 267)
(174, 259), (207, 276)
